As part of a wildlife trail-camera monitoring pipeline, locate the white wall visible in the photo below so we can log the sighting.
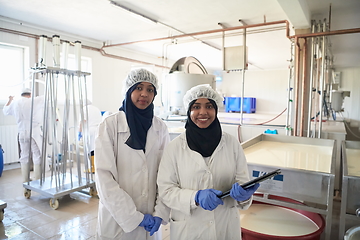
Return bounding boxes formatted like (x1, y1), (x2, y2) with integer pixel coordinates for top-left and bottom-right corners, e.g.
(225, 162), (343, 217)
(220, 69), (290, 114)
(1, 19), (360, 131)
(0, 19), (173, 114)
(338, 68), (360, 128)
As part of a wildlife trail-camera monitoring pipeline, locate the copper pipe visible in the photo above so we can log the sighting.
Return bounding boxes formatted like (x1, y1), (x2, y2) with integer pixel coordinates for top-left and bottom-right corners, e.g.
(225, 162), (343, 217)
(0, 27), (38, 38)
(98, 48), (169, 69)
(103, 20), (290, 48)
(290, 27), (360, 39)
(0, 27), (169, 69)
(299, 38), (307, 137)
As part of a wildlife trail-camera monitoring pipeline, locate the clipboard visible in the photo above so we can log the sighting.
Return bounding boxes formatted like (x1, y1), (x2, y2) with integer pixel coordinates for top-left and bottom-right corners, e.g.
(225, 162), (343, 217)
(219, 168), (281, 199)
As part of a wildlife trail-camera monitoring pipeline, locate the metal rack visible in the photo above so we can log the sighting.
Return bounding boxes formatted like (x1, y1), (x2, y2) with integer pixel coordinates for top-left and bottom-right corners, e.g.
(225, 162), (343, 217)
(339, 140), (360, 239)
(241, 134), (336, 240)
(23, 67), (96, 209)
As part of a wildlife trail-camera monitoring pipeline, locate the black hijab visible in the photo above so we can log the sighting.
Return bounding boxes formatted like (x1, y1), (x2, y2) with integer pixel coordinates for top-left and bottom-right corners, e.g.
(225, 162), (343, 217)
(119, 83), (157, 152)
(185, 99), (222, 157)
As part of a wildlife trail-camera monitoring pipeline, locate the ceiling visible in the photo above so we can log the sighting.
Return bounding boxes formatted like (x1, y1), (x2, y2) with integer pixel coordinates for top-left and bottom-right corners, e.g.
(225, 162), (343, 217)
(0, 0), (359, 72)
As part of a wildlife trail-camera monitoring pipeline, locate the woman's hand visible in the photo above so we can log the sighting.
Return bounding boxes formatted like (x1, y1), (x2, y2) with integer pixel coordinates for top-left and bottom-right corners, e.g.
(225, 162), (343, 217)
(195, 189), (224, 211)
(230, 183), (260, 202)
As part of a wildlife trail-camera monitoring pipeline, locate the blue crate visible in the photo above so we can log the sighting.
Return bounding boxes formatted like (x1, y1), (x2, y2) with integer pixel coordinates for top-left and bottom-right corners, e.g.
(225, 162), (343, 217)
(225, 97), (256, 113)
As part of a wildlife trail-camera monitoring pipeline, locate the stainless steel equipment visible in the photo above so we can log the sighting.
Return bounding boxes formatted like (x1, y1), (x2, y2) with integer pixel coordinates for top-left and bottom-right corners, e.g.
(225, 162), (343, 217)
(163, 56), (216, 116)
(339, 140), (360, 239)
(0, 200), (6, 221)
(23, 67), (96, 209)
(241, 133), (336, 240)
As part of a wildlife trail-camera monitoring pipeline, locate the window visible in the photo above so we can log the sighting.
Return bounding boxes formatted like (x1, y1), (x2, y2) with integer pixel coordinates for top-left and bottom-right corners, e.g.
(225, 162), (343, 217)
(0, 43), (26, 102)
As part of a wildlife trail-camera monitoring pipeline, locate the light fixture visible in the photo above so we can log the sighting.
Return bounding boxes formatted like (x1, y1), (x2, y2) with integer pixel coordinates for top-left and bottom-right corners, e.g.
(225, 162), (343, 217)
(109, 0), (158, 25)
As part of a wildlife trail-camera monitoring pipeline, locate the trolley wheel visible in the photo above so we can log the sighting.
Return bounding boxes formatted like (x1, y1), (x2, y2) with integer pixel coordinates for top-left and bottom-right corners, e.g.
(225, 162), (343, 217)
(0, 209), (4, 222)
(49, 199), (59, 210)
(89, 187), (97, 197)
(24, 189), (31, 199)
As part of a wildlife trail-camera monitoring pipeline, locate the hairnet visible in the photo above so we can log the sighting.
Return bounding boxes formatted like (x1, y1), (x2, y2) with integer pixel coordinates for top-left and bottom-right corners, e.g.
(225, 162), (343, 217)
(123, 68), (158, 94)
(21, 88), (32, 94)
(84, 99), (92, 105)
(183, 84), (223, 110)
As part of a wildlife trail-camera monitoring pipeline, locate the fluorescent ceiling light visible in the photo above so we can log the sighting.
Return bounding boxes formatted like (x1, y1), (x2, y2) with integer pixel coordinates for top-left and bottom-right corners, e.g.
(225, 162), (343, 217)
(109, 0), (158, 25)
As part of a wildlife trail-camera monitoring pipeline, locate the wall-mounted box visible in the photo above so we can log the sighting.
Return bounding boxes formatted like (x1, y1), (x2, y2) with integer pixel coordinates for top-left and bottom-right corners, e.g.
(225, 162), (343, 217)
(224, 46), (248, 71)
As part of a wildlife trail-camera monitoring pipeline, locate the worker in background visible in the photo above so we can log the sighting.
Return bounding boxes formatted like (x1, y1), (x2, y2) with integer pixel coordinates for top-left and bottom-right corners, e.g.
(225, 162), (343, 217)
(157, 84), (259, 240)
(101, 110), (113, 121)
(78, 99), (102, 173)
(94, 68), (170, 240)
(2, 88), (44, 183)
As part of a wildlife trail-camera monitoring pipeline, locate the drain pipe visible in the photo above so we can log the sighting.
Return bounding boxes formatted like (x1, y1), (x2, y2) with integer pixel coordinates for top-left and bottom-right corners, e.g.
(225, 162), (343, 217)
(299, 38), (307, 137)
(317, 21), (327, 138)
(217, 22), (227, 71)
(307, 22), (316, 137)
(240, 27), (247, 125)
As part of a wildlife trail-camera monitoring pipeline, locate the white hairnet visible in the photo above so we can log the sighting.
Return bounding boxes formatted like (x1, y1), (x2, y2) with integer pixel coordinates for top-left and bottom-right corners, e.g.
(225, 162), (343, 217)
(21, 88), (31, 94)
(84, 99), (92, 105)
(123, 68), (158, 94)
(183, 84), (223, 110)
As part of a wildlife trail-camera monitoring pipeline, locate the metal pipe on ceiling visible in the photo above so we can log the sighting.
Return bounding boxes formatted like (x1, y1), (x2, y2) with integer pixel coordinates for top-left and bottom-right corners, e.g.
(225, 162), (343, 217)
(291, 27), (360, 39)
(102, 20), (291, 48)
(0, 27), (169, 69)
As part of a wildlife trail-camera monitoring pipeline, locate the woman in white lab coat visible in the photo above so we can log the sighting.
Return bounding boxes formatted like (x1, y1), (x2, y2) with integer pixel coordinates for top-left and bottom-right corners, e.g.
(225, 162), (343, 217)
(157, 84), (259, 240)
(94, 69), (170, 240)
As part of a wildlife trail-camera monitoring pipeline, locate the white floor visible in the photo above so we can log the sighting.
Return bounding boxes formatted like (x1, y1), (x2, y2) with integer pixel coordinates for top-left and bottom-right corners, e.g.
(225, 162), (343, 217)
(0, 165), (170, 240)
(1, 163), (358, 240)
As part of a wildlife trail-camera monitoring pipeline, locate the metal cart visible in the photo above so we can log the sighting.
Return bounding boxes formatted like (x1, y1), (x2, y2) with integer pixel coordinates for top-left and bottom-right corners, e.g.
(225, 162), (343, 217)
(23, 67), (96, 209)
(339, 140), (360, 239)
(241, 134), (336, 240)
(0, 200), (6, 221)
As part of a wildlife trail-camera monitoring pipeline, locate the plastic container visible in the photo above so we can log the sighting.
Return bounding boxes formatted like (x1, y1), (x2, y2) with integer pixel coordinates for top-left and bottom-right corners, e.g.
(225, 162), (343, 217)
(0, 144), (3, 177)
(225, 97), (256, 113)
(241, 196), (325, 240)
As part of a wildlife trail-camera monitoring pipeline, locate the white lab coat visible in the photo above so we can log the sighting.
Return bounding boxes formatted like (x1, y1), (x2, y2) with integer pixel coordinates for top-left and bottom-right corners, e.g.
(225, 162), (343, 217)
(157, 132), (252, 240)
(83, 104), (102, 152)
(94, 111), (170, 240)
(2, 96), (44, 164)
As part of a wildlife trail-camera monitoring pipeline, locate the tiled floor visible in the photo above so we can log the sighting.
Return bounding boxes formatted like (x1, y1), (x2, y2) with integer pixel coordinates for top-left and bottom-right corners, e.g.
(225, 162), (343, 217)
(0, 164), (358, 240)
(0, 164), (170, 240)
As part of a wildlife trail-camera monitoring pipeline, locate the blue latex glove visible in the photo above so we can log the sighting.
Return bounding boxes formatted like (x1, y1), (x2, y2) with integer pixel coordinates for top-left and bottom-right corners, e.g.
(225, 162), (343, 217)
(195, 189), (224, 211)
(150, 216), (162, 236)
(139, 214), (154, 231)
(78, 132), (82, 141)
(230, 183), (260, 202)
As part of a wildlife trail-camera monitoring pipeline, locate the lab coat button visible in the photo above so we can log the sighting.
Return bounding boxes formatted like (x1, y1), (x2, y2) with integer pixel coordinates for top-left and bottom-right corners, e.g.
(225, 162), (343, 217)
(142, 167), (146, 172)
(210, 221), (213, 224)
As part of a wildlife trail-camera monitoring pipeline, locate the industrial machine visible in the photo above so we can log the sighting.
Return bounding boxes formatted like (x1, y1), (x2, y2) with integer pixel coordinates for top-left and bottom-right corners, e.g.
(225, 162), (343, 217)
(162, 56), (217, 117)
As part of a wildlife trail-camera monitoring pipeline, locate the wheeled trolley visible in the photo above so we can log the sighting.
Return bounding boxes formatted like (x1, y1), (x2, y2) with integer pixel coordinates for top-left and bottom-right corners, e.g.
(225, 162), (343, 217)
(0, 200), (6, 221)
(24, 66), (97, 209)
(23, 174), (96, 209)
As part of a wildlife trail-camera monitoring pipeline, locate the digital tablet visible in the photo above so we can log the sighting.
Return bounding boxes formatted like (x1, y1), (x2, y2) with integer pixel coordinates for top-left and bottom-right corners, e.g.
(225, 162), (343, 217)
(219, 168), (281, 199)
